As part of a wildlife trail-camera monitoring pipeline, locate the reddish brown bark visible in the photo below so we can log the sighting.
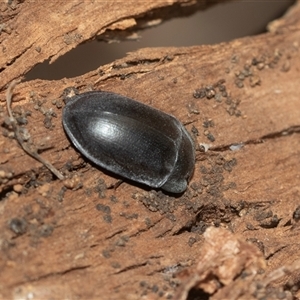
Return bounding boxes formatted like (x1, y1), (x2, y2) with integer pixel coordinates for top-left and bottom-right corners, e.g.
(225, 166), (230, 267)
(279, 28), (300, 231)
(0, 1), (300, 299)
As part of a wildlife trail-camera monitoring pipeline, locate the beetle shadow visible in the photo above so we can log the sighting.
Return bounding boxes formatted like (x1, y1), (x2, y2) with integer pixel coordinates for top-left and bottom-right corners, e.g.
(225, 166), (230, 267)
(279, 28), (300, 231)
(91, 160), (186, 198)
(63, 152), (185, 198)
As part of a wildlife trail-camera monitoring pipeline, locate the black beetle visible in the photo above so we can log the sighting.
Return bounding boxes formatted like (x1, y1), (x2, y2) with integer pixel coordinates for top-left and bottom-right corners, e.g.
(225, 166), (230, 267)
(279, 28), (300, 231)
(62, 91), (195, 193)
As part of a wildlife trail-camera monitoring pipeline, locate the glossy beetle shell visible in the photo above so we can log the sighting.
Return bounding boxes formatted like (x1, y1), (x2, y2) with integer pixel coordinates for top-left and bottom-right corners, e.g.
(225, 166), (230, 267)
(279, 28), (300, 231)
(62, 91), (195, 193)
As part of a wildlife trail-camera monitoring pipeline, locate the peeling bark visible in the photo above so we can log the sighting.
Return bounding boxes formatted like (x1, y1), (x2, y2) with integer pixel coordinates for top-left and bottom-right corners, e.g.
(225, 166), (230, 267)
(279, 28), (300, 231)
(0, 1), (300, 300)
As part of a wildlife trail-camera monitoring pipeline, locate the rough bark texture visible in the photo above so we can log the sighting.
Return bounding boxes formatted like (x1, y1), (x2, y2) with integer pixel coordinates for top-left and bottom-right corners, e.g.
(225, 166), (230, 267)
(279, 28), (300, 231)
(1, 1), (300, 300)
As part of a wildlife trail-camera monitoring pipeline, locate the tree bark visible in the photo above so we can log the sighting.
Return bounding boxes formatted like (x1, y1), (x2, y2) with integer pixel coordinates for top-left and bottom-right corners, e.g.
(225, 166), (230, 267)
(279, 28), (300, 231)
(0, 1), (300, 299)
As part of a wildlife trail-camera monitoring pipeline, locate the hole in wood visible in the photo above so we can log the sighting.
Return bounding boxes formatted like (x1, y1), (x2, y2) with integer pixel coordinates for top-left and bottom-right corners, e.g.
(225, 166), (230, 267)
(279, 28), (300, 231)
(24, 0), (295, 81)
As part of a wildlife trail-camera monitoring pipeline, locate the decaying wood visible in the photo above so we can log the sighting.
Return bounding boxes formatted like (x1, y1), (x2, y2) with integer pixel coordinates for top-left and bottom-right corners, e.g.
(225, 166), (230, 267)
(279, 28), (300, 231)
(0, 0), (228, 91)
(1, 1), (300, 299)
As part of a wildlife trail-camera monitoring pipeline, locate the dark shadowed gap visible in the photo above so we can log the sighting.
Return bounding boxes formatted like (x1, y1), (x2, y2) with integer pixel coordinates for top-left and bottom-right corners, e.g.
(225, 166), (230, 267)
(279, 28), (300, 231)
(25, 0), (295, 81)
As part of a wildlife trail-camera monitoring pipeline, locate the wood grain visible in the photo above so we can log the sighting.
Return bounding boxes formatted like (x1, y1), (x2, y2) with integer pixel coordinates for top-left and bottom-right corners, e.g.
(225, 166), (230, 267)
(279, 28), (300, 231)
(0, 1), (300, 299)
